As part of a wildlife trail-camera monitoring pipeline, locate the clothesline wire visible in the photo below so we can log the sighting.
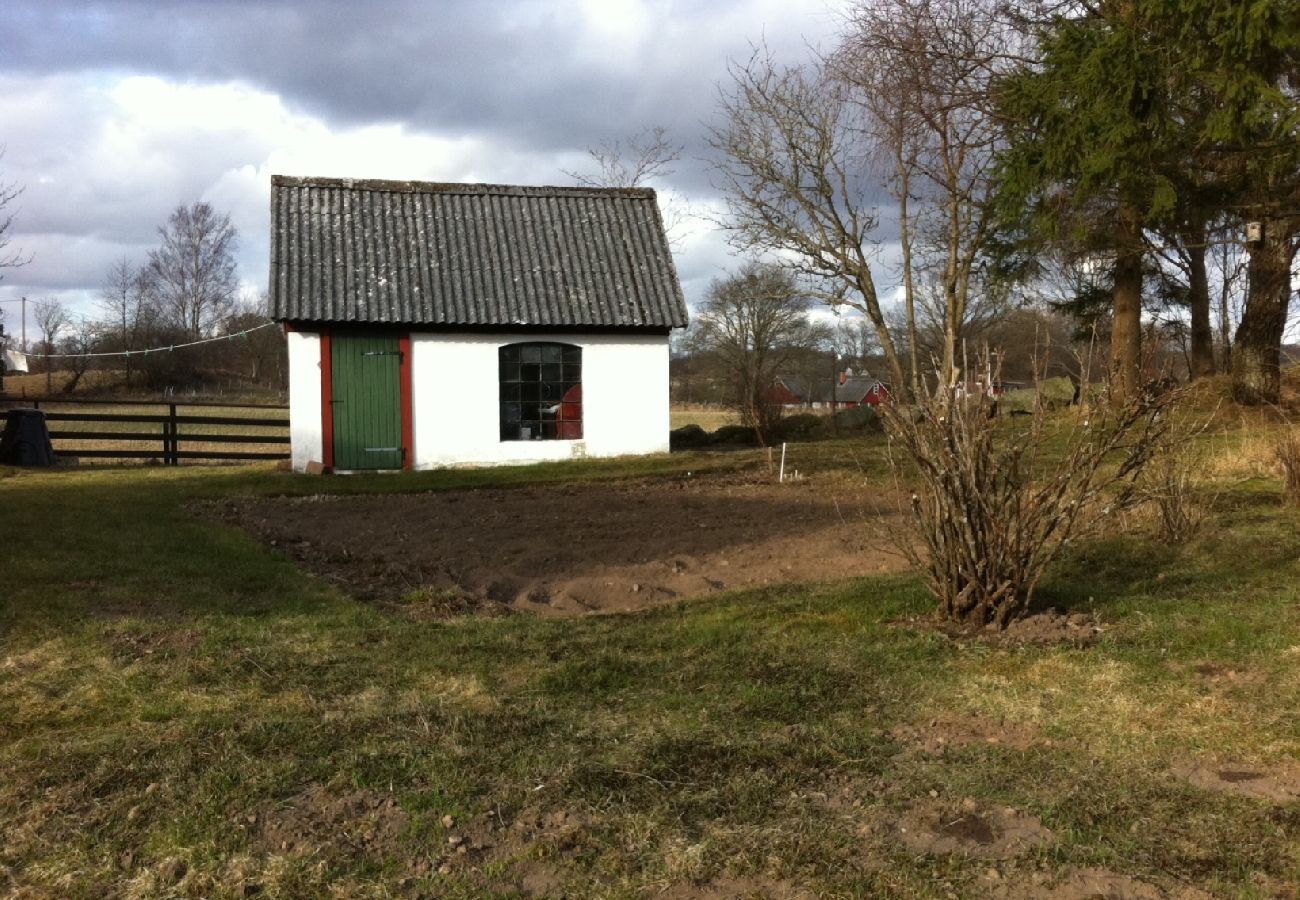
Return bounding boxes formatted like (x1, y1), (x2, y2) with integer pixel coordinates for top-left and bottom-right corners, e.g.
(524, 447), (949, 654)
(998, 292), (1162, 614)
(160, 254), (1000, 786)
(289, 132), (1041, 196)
(19, 321), (279, 359)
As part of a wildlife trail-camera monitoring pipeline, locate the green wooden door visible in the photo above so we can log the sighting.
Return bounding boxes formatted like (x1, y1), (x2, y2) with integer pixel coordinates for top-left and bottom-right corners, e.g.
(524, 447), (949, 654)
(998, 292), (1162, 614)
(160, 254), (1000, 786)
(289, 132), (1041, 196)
(331, 331), (403, 470)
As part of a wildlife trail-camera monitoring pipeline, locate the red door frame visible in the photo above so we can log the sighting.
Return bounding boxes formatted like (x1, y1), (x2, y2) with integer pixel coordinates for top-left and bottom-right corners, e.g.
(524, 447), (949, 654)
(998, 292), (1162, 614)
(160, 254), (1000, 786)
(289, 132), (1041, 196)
(318, 327), (414, 472)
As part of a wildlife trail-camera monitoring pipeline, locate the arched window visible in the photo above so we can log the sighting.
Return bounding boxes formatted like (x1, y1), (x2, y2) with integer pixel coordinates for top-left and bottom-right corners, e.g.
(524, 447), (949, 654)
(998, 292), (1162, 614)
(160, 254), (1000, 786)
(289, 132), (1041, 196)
(499, 342), (582, 441)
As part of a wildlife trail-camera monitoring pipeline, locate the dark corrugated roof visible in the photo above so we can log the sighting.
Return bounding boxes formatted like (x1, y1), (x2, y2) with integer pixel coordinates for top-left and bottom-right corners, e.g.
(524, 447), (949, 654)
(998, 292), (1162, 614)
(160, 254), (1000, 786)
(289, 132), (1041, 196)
(777, 374), (885, 403)
(268, 175), (688, 329)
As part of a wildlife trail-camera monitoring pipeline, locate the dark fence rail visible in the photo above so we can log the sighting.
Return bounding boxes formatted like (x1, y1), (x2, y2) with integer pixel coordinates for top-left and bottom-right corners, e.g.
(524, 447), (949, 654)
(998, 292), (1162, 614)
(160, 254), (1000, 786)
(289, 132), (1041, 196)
(0, 396), (290, 465)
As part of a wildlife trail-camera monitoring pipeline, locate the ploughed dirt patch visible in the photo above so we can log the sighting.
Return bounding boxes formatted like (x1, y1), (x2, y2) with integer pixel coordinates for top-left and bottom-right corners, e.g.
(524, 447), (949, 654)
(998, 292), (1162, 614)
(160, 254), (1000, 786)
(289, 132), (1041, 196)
(1173, 758), (1300, 804)
(213, 474), (904, 616)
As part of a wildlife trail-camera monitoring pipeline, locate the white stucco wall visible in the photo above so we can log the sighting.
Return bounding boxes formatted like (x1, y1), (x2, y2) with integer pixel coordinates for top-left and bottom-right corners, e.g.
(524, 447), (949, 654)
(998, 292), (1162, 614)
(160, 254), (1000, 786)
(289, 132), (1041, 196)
(286, 329), (323, 471)
(286, 329), (672, 471)
(410, 331), (670, 468)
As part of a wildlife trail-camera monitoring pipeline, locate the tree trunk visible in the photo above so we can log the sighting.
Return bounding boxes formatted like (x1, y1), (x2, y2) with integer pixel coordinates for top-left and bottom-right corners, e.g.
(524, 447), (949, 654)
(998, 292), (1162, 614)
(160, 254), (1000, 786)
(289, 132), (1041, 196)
(898, 173), (921, 398)
(1110, 210), (1143, 401)
(1232, 217), (1297, 405)
(1217, 259), (1233, 372)
(1186, 229), (1215, 379)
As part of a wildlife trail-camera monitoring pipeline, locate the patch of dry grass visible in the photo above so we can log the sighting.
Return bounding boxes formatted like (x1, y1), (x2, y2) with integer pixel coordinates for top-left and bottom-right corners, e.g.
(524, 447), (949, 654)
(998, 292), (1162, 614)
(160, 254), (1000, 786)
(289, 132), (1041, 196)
(670, 404), (738, 431)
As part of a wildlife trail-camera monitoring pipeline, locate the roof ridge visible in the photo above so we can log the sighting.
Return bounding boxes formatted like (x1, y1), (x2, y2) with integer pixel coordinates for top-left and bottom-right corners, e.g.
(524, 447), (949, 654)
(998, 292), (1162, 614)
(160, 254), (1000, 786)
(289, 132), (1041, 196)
(271, 174), (657, 201)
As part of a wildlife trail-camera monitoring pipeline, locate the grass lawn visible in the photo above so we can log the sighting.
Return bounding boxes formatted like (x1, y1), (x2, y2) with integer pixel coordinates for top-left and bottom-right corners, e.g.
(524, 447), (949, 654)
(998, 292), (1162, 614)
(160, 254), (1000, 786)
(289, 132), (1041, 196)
(2, 438), (1299, 898)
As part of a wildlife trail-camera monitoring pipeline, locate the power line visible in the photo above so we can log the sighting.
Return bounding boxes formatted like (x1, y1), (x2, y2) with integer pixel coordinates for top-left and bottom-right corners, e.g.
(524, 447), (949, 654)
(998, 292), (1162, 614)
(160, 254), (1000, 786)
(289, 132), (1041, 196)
(26, 321), (279, 359)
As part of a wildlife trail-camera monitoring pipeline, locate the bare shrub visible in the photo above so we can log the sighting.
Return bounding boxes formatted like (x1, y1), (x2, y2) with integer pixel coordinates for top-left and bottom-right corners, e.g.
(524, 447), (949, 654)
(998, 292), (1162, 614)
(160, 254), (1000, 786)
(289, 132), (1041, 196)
(1277, 430), (1300, 505)
(879, 354), (1173, 629)
(1134, 411), (1219, 544)
(1139, 443), (1211, 544)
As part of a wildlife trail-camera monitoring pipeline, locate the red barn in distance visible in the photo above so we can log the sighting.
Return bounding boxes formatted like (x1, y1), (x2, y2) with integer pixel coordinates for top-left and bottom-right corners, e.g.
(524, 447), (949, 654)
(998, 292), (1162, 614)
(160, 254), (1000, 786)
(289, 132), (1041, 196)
(772, 370), (892, 410)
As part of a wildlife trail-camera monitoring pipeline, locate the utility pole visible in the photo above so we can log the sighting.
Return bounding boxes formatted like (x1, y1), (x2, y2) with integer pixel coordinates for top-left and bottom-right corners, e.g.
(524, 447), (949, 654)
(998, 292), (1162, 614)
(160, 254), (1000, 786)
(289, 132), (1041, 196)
(21, 295), (27, 353)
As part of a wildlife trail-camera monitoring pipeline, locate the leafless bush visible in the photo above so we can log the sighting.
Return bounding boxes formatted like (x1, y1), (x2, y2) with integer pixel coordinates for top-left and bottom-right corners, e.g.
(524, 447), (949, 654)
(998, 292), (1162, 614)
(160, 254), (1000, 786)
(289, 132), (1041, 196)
(880, 353), (1173, 629)
(1277, 430), (1300, 505)
(1138, 440), (1212, 544)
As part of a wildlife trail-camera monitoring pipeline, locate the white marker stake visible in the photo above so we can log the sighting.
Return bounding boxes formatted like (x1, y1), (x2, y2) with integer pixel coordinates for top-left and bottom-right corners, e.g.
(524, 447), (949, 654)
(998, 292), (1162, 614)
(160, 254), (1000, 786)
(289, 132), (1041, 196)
(779, 442), (787, 483)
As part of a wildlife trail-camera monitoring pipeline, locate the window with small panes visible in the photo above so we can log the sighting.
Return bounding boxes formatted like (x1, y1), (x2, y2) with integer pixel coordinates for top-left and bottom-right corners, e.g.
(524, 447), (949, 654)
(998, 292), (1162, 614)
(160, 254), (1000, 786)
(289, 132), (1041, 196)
(498, 342), (582, 441)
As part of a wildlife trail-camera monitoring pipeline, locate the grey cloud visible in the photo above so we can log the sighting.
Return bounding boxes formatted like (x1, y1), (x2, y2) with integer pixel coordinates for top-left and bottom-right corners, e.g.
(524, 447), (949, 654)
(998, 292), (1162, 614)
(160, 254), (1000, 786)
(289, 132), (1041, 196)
(0, 0), (855, 318)
(4, 0), (837, 155)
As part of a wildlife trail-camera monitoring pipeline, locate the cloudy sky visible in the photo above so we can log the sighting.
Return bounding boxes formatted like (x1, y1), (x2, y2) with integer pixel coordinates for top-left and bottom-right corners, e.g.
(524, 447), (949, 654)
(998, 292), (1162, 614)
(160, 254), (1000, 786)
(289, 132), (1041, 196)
(0, 0), (853, 333)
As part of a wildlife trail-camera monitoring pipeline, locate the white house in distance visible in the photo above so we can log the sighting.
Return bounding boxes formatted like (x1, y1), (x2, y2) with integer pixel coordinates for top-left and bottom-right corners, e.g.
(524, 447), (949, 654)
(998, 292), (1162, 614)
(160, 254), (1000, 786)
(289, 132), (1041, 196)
(269, 175), (689, 472)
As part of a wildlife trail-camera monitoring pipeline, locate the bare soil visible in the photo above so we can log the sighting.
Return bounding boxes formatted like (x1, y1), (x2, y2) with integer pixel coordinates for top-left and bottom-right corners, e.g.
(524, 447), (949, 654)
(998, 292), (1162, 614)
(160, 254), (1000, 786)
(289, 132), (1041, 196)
(243, 785), (409, 861)
(1187, 661), (1266, 690)
(1173, 759), (1300, 804)
(894, 799), (1053, 859)
(443, 799), (816, 900)
(889, 714), (1045, 755)
(906, 609), (1105, 648)
(654, 877), (818, 898)
(993, 867), (1216, 899)
(214, 474), (904, 616)
(435, 804), (602, 895)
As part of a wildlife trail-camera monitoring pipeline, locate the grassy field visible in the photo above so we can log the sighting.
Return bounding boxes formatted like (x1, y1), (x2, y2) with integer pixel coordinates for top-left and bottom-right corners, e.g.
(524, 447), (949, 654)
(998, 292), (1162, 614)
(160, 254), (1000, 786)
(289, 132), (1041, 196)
(670, 404), (739, 431)
(2, 429), (1299, 898)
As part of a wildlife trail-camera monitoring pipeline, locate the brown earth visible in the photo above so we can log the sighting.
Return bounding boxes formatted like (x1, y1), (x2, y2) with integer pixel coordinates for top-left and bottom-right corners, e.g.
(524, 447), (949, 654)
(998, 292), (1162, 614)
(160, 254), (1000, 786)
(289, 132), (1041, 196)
(907, 609), (1105, 648)
(427, 804), (818, 897)
(993, 867), (1217, 899)
(213, 473), (904, 616)
(1187, 661), (1266, 691)
(434, 804), (601, 895)
(1173, 759), (1300, 804)
(894, 799), (1053, 859)
(104, 626), (202, 664)
(654, 877), (818, 898)
(889, 714), (1046, 755)
(243, 785), (409, 861)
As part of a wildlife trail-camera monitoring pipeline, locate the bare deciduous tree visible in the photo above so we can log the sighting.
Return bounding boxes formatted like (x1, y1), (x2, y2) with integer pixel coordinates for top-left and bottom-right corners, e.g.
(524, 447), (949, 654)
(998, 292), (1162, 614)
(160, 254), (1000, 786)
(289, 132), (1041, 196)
(0, 148), (30, 279)
(1209, 222), (1249, 372)
(831, 315), (881, 369)
(564, 125), (683, 189)
(58, 317), (98, 393)
(146, 202), (239, 340)
(99, 257), (155, 387)
(224, 294), (286, 387)
(839, 0), (1013, 390)
(712, 2), (1014, 397)
(711, 47), (909, 393)
(33, 297), (68, 392)
(564, 125), (693, 247)
(685, 262), (828, 442)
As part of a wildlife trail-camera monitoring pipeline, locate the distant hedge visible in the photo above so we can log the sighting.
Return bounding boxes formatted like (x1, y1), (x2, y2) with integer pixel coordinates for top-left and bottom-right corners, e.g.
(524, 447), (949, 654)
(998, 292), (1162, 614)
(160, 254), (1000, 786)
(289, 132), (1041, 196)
(670, 408), (881, 451)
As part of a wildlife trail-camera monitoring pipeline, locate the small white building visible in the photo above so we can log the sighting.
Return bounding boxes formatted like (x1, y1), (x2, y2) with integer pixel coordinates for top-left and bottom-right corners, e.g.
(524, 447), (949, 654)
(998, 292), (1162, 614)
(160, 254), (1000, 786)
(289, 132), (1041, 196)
(269, 176), (688, 472)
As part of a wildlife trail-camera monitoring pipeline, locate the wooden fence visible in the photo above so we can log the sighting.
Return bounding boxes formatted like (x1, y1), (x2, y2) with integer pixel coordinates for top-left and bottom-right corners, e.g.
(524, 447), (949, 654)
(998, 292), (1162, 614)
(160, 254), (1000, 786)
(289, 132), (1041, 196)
(1, 397), (290, 464)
